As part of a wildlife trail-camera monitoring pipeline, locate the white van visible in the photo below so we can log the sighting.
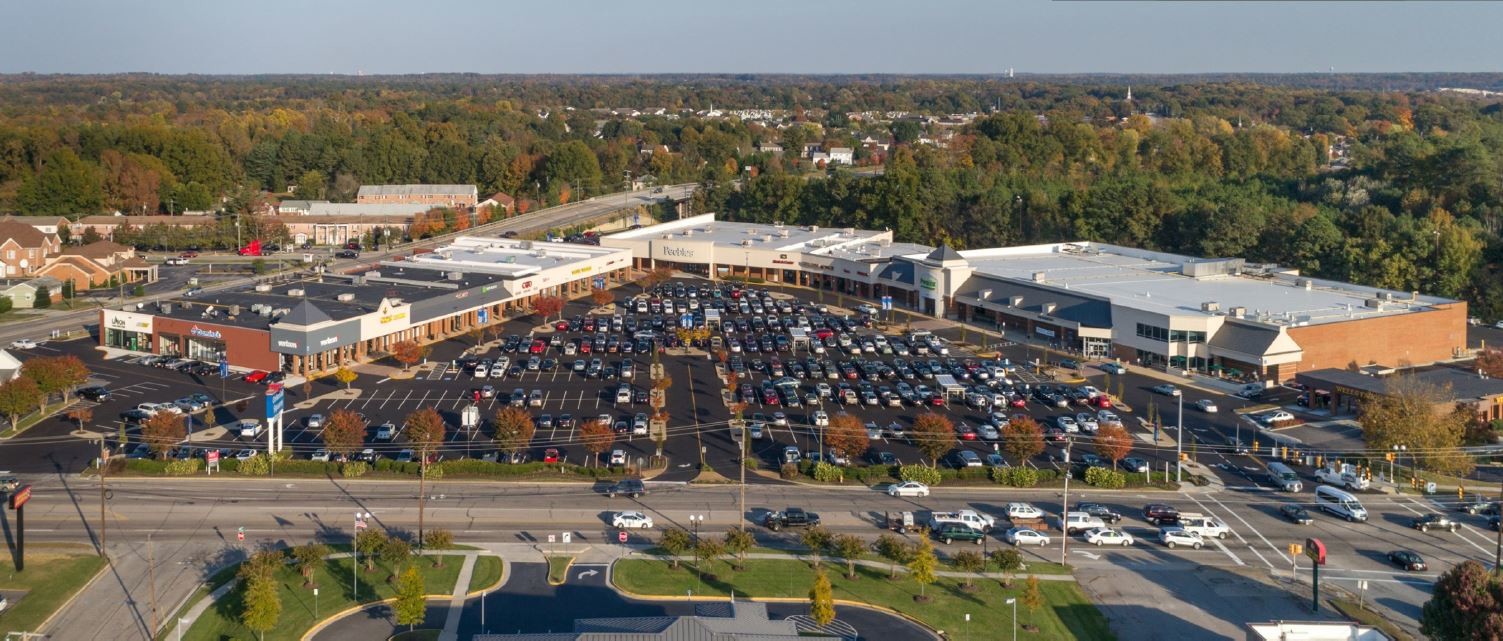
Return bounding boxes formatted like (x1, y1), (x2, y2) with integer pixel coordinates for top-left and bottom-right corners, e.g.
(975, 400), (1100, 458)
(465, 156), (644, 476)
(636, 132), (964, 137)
(1314, 485), (1368, 522)
(237, 419), (263, 439)
(1062, 511), (1107, 534)
(1266, 462), (1303, 492)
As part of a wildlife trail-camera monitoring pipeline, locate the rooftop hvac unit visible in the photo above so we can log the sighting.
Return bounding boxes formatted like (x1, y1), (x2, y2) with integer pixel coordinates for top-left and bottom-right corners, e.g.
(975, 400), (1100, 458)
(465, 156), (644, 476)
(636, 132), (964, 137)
(1297, 278), (1312, 290)
(254, 284), (272, 293)
(779, 229), (790, 238)
(1229, 306), (1247, 318)
(365, 271), (381, 279)
(773, 220), (784, 227)
(258, 307), (271, 317)
(160, 303), (173, 314)
(274, 307), (290, 316)
(683, 229), (693, 237)
(1200, 301), (1220, 312)
(353, 276), (366, 286)
(844, 227), (855, 235)
(1364, 298), (1383, 309)
(1382, 292), (1395, 301)
(742, 239), (753, 246)
(519, 240), (533, 250)
(1032, 272), (1047, 283)
(762, 235), (773, 242)
(229, 305), (240, 316)
(337, 293), (355, 303)
(287, 289), (305, 297)
(808, 225), (819, 233)
(250, 304), (264, 314)
(1009, 295), (1024, 307)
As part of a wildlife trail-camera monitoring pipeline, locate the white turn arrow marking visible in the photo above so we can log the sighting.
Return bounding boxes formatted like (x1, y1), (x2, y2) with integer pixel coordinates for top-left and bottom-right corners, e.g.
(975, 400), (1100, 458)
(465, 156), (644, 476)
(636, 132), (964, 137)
(576, 569), (599, 580)
(1073, 550), (1102, 560)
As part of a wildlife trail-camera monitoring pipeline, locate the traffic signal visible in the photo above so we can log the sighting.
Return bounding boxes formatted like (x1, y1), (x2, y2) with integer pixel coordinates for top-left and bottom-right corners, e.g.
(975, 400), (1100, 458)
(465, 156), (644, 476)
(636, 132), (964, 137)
(1385, 452), (1394, 462)
(1460, 486), (1466, 500)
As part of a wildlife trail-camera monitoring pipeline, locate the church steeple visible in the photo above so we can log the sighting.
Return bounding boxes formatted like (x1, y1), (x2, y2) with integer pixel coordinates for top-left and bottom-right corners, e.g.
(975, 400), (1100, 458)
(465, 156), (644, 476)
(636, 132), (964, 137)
(1125, 86), (1132, 103)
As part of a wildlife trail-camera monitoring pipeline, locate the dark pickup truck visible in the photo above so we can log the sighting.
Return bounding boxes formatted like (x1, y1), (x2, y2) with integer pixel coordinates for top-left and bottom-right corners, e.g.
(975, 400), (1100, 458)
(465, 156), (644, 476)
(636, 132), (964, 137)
(763, 507), (820, 531)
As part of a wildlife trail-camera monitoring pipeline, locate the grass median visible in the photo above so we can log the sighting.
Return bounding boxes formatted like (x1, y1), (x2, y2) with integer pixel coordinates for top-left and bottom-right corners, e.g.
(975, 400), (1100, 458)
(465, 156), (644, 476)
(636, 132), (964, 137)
(614, 557), (1111, 641)
(182, 553), (486, 641)
(468, 555), (504, 593)
(0, 550), (107, 633)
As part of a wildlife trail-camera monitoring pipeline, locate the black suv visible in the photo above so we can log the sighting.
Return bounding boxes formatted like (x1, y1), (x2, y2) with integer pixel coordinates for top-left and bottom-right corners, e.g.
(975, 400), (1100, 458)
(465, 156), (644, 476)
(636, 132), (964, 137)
(1076, 502), (1122, 524)
(78, 386), (111, 402)
(764, 507), (821, 531)
(1143, 503), (1180, 526)
(606, 479), (646, 498)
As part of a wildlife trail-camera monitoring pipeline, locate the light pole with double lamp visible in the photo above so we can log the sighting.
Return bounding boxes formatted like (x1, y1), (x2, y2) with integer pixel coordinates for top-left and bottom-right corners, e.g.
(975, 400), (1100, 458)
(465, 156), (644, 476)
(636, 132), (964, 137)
(352, 511), (371, 599)
(1006, 597), (1018, 641)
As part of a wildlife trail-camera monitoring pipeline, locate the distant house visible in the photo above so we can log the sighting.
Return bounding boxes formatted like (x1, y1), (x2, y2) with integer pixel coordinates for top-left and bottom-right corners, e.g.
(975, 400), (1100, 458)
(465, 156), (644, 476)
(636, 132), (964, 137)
(0, 350), (20, 381)
(71, 215), (215, 242)
(355, 184), (477, 209)
(477, 192), (516, 214)
(828, 147), (854, 165)
(0, 220), (63, 278)
(0, 215), (72, 237)
(808, 152), (831, 166)
(0, 276), (64, 308)
(276, 200), (327, 215)
(631, 175), (658, 190)
(755, 142), (784, 155)
(37, 241), (157, 292)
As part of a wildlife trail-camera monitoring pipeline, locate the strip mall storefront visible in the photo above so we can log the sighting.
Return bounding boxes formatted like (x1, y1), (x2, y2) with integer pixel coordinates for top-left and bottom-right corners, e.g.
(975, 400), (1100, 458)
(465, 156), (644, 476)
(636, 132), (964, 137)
(100, 308), (280, 372)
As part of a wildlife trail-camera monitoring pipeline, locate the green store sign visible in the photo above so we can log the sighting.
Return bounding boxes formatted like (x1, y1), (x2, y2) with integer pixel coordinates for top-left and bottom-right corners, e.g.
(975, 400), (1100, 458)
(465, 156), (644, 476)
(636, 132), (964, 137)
(920, 277), (937, 290)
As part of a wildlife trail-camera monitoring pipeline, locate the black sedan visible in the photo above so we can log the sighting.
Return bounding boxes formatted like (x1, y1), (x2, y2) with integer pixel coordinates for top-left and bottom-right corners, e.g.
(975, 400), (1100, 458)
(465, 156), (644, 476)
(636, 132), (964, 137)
(1388, 550), (1428, 572)
(1412, 514), (1460, 533)
(78, 386), (111, 401)
(1280, 504), (1313, 525)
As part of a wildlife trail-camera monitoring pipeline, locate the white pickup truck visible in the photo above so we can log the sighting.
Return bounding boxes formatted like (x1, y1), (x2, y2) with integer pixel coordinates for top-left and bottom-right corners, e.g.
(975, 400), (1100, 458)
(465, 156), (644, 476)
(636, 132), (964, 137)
(1314, 463), (1370, 491)
(1176, 512), (1230, 539)
(928, 509), (997, 532)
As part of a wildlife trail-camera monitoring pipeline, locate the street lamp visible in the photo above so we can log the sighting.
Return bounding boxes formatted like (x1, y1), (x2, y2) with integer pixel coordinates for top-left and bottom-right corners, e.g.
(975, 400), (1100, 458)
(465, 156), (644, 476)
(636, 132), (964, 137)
(1060, 436), (1072, 567)
(353, 511), (371, 600)
(689, 514), (705, 596)
(1006, 597), (1018, 641)
(1391, 444), (1407, 485)
(1175, 392), (1184, 483)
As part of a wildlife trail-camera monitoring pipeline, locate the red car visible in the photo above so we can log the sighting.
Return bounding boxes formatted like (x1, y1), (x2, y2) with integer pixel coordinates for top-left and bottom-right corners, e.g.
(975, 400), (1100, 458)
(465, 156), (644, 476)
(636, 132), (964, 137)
(956, 424), (977, 440)
(1091, 395), (1114, 409)
(928, 394), (945, 406)
(543, 448), (560, 463)
(529, 339), (546, 354)
(244, 370), (269, 383)
(579, 340), (592, 354)
(1008, 395), (1028, 408)
(554, 320), (570, 331)
(180, 250), (199, 258)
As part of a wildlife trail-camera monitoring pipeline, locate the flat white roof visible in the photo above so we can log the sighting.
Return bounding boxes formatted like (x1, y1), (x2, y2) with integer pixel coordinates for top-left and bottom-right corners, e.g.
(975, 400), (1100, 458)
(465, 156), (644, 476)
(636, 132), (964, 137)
(394, 236), (626, 278)
(1247, 621), (1390, 641)
(818, 241), (934, 261)
(956, 242), (1454, 325)
(357, 184), (477, 197)
(607, 213), (888, 252)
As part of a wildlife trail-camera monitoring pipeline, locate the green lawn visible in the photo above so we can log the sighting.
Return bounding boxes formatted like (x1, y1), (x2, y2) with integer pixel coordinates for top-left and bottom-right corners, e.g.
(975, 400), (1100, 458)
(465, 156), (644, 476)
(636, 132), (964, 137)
(183, 555), (463, 641)
(546, 557), (573, 585)
(467, 555), (503, 593)
(0, 551), (107, 633)
(614, 558), (1113, 641)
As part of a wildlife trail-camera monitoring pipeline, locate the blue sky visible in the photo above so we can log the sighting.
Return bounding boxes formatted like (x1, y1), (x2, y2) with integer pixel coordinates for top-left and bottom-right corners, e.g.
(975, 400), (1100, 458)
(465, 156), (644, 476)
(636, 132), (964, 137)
(1, 0), (1497, 74)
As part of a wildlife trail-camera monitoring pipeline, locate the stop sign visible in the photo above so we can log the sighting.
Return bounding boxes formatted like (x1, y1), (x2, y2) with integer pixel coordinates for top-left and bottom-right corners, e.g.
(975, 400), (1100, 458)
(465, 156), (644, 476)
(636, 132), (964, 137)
(618, 531), (628, 544)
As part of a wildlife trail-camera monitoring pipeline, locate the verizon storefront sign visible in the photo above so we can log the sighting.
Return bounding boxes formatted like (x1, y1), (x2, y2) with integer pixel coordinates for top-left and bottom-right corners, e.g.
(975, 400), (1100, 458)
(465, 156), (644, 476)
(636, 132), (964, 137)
(270, 318), (361, 355)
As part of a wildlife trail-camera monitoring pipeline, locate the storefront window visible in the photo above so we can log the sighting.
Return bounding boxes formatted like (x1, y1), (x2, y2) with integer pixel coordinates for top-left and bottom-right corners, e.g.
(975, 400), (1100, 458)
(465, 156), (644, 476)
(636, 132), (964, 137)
(158, 333), (182, 356)
(105, 328), (152, 352)
(186, 336), (225, 361)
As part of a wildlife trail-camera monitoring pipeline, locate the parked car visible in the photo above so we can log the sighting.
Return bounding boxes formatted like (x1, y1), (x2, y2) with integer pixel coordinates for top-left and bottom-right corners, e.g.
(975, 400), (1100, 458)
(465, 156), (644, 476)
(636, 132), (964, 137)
(1100, 363), (1128, 375)
(1151, 384), (1181, 397)
(1005, 527), (1051, 547)
(1085, 528), (1135, 546)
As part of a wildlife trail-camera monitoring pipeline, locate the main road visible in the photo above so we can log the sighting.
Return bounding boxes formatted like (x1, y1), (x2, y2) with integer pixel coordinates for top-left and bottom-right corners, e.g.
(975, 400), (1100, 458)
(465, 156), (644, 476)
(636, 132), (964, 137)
(0, 184), (695, 345)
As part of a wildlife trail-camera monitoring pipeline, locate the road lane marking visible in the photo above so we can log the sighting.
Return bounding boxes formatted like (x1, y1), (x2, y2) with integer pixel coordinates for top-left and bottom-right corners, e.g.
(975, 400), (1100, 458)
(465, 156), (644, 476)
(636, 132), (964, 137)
(1203, 493), (1290, 565)
(1405, 496), (1495, 557)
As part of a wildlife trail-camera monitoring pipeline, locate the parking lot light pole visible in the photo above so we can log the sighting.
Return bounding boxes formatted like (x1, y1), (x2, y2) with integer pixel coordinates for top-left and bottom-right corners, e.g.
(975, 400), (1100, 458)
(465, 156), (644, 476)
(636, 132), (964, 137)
(1061, 436), (1072, 567)
(1006, 597), (1017, 641)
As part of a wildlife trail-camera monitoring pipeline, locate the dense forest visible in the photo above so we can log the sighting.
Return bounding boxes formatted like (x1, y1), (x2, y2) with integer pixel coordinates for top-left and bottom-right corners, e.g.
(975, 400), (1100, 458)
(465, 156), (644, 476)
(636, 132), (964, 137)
(2, 74), (1503, 315)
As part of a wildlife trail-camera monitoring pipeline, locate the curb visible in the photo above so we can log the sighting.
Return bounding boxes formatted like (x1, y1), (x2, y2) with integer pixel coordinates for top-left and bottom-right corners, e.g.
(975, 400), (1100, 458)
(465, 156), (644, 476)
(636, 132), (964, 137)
(299, 593), (453, 641)
(464, 555), (509, 598)
(545, 555), (575, 586)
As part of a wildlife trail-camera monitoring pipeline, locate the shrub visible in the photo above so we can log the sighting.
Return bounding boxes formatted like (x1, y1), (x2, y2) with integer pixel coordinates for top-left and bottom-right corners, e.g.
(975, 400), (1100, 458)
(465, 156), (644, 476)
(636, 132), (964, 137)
(238, 454), (271, 476)
(743, 457), (760, 470)
(341, 461), (369, 478)
(848, 465), (897, 484)
(164, 458), (202, 476)
(124, 459), (170, 475)
(899, 464), (942, 486)
(1006, 467), (1039, 487)
(780, 462), (800, 480)
(812, 462), (842, 483)
(1085, 467), (1126, 488)
(424, 464), (444, 480)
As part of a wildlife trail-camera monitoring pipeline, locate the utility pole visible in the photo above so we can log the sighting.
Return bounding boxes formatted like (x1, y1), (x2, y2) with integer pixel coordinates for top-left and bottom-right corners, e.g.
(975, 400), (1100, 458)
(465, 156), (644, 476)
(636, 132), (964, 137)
(1495, 480), (1503, 574)
(98, 438), (107, 558)
(1060, 436), (1072, 567)
(148, 533), (160, 634)
(1175, 393), (1184, 483)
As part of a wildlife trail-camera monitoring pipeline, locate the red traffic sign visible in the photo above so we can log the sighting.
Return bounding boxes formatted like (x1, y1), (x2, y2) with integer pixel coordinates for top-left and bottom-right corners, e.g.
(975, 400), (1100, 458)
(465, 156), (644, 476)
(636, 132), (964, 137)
(1305, 537), (1326, 566)
(206, 450), (220, 464)
(236, 528), (245, 542)
(8, 485), (31, 510)
(618, 531), (628, 544)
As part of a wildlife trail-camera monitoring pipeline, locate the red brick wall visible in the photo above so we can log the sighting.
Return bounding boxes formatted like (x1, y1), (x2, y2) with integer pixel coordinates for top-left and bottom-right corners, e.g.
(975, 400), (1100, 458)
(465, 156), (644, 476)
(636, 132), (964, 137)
(1287, 302), (1467, 374)
(153, 317), (279, 371)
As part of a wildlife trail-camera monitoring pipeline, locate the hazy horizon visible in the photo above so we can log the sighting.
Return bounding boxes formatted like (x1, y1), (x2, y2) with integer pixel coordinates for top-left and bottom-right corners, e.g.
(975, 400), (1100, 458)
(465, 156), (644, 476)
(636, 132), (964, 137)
(1, 0), (1499, 75)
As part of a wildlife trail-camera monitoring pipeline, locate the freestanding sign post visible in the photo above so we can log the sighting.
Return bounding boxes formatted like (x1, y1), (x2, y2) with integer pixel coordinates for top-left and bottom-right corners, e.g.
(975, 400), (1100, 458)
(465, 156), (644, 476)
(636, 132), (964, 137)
(1305, 537), (1327, 612)
(264, 384), (286, 453)
(10, 485), (31, 570)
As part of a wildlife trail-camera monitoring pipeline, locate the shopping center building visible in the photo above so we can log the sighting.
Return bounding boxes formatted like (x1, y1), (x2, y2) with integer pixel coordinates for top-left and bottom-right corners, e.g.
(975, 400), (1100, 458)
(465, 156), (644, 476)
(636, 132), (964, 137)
(604, 214), (1468, 382)
(99, 237), (633, 375)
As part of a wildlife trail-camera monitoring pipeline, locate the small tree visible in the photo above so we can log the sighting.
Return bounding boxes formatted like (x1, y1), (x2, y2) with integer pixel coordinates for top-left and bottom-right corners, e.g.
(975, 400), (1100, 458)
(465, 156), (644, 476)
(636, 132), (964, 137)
(333, 366), (358, 390)
(379, 535), (413, 577)
(952, 550), (985, 589)
(240, 575), (282, 641)
(391, 340), (429, 372)
(405, 408), (446, 544)
(661, 527), (692, 569)
(1022, 575), (1044, 613)
(532, 295), (565, 323)
(67, 406), (93, 431)
(393, 563), (427, 631)
(800, 525), (833, 569)
(723, 528), (755, 570)
(825, 414), (870, 464)
(809, 569), (836, 627)
(694, 538), (725, 577)
(492, 406), (536, 458)
(579, 418), (614, 467)
(142, 412), (187, 459)
(910, 413), (954, 467)
(832, 534), (866, 580)
(1095, 423), (1133, 469)
(908, 534), (938, 600)
(291, 542), (329, 588)
(992, 548), (1024, 588)
(322, 409), (366, 460)
(590, 287), (613, 308)
(238, 549), (285, 584)
(356, 528), (387, 571)
(33, 286), (50, 308)
(1003, 416), (1045, 464)
(875, 534), (912, 579)
(424, 529), (455, 567)
(0, 377), (40, 430)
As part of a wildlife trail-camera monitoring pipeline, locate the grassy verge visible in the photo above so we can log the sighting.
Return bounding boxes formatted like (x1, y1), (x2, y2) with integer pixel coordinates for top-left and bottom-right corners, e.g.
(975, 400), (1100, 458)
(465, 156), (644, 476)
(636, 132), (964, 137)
(467, 555), (503, 593)
(546, 557), (573, 585)
(0, 399), (73, 438)
(615, 558), (1111, 641)
(0, 550), (107, 632)
(182, 555), (462, 641)
(390, 631), (440, 641)
(1329, 598), (1413, 641)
